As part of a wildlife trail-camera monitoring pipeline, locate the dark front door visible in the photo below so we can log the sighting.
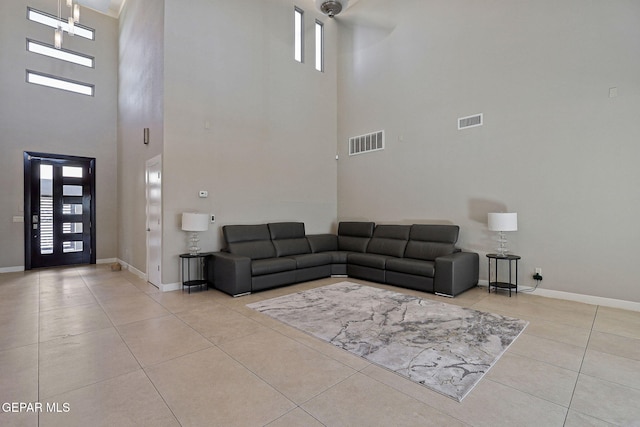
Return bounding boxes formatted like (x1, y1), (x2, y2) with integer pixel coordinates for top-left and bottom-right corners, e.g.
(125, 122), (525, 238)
(24, 152), (96, 269)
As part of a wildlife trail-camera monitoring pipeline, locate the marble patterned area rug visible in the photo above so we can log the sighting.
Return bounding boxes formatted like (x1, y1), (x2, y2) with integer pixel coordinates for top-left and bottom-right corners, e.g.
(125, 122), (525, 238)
(247, 282), (528, 401)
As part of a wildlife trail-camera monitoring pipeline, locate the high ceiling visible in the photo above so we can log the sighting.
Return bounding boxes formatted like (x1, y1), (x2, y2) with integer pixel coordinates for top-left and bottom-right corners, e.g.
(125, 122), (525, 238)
(77, 0), (125, 18)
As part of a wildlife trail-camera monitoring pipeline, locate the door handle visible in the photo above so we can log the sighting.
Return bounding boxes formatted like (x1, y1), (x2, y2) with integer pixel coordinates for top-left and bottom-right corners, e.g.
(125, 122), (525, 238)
(146, 228), (151, 232)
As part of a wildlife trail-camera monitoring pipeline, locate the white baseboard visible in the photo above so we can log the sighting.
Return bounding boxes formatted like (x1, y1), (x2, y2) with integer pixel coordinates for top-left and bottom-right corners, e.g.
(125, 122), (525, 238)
(116, 259), (180, 293)
(477, 280), (640, 312)
(162, 282), (181, 292)
(116, 259), (147, 281)
(0, 266), (25, 273)
(97, 258), (118, 264)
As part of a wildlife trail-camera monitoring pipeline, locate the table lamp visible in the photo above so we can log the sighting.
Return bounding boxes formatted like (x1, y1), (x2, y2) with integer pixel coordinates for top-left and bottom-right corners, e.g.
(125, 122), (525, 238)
(488, 212), (517, 257)
(181, 212), (209, 255)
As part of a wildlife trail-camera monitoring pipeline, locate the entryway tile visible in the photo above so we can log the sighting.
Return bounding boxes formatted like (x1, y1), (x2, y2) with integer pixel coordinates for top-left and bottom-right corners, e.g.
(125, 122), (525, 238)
(146, 347), (295, 426)
(581, 349), (640, 390)
(302, 372), (467, 426)
(39, 303), (112, 342)
(39, 328), (139, 398)
(220, 329), (356, 404)
(100, 293), (169, 326)
(570, 373), (640, 425)
(39, 370), (179, 427)
(117, 314), (211, 367)
(486, 352), (578, 406)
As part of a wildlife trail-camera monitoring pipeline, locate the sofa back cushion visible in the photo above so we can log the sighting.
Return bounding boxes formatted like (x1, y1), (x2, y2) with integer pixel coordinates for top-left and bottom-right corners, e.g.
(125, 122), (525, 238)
(223, 224), (276, 260)
(366, 225), (411, 258)
(268, 222), (311, 257)
(337, 221), (375, 252)
(404, 224), (459, 261)
(307, 234), (338, 253)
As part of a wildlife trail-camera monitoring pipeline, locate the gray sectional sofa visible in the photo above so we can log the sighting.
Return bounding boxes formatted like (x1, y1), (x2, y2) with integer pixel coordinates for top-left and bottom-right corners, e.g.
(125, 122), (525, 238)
(210, 221), (479, 298)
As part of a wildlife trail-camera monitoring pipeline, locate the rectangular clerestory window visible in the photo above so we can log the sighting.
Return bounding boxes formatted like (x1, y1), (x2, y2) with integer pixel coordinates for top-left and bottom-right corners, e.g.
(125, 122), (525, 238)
(27, 39), (94, 68)
(27, 7), (95, 40)
(315, 20), (324, 72)
(26, 70), (94, 96)
(294, 7), (304, 63)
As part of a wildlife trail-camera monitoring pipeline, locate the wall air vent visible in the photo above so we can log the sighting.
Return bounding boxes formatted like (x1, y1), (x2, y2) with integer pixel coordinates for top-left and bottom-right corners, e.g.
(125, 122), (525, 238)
(349, 130), (385, 156)
(458, 113), (483, 130)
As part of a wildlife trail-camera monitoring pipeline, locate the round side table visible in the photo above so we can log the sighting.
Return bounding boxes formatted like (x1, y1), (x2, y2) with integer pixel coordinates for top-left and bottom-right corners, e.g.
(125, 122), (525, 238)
(486, 253), (520, 297)
(179, 252), (213, 293)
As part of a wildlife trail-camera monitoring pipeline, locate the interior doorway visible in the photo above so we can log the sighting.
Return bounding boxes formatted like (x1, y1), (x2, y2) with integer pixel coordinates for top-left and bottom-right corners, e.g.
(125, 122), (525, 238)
(146, 155), (162, 287)
(24, 152), (96, 269)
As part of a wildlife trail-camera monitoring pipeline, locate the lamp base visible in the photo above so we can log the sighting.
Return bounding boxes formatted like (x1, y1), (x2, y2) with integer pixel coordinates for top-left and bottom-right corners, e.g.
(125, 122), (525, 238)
(188, 232), (200, 255)
(496, 231), (508, 257)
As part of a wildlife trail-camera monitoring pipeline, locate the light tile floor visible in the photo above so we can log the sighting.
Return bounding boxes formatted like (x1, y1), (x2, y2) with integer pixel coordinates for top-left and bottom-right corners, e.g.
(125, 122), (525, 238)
(1, 265), (639, 426)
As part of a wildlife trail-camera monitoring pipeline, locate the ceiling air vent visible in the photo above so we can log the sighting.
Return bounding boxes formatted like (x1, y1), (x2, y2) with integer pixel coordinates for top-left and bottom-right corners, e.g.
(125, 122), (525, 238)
(349, 130), (385, 156)
(458, 113), (483, 130)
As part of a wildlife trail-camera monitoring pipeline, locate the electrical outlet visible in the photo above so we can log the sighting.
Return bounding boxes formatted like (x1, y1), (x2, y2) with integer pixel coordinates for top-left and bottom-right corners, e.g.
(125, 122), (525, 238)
(535, 268), (542, 275)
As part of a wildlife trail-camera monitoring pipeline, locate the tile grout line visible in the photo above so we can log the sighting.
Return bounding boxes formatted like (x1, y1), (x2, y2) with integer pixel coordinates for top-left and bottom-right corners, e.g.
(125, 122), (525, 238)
(562, 304), (598, 425)
(78, 268), (184, 426)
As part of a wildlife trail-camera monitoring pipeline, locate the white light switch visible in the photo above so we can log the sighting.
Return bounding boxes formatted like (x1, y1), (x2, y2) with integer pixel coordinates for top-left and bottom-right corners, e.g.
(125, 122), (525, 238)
(609, 87), (618, 98)
(198, 190), (208, 198)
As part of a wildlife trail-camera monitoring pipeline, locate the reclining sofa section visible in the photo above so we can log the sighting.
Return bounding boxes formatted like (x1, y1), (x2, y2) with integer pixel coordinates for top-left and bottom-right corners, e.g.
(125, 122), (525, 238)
(211, 221), (479, 298)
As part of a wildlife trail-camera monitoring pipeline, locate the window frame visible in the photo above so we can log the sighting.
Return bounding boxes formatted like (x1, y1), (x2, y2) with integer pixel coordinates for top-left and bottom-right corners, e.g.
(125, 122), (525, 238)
(315, 20), (324, 72)
(27, 7), (95, 41)
(294, 7), (304, 63)
(27, 39), (95, 68)
(26, 70), (95, 96)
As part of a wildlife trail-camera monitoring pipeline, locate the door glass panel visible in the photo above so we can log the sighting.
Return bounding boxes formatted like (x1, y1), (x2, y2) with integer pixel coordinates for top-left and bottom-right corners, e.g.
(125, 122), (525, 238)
(63, 241), (83, 253)
(63, 204), (83, 214)
(63, 223), (83, 233)
(63, 185), (83, 196)
(62, 166), (83, 178)
(40, 164), (54, 255)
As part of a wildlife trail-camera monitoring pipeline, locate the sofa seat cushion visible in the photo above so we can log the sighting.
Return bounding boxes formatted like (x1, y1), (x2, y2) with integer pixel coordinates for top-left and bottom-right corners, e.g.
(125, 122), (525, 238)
(386, 258), (435, 278)
(289, 253), (332, 269)
(251, 258), (296, 276)
(348, 253), (392, 269)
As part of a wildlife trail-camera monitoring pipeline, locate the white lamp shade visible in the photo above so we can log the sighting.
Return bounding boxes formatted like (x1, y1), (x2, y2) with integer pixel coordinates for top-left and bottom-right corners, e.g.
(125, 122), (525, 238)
(181, 213), (209, 232)
(488, 213), (518, 232)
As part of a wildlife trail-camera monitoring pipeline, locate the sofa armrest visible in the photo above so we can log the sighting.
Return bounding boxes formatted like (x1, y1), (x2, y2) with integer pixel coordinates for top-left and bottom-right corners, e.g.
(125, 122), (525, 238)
(210, 252), (252, 296)
(434, 251), (479, 297)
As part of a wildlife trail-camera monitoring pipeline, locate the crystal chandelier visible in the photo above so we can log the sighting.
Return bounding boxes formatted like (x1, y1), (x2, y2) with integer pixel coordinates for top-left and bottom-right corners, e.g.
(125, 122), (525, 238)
(54, 0), (81, 49)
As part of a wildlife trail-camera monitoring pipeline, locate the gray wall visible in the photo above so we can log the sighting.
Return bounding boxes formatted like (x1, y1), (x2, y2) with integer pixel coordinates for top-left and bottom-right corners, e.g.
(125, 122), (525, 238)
(116, 0), (339, 285)
(337, 0), (640, 302)
(0, 0), (118, 269)
(160, 0), (338, 284)
(4, 0), (638, 305)
(118, 0), (165, 272)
